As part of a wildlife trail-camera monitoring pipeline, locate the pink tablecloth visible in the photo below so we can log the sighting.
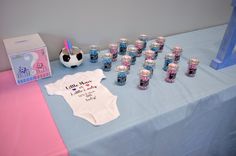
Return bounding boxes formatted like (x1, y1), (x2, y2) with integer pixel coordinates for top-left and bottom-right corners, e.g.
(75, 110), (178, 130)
(0, 71), (68, 156)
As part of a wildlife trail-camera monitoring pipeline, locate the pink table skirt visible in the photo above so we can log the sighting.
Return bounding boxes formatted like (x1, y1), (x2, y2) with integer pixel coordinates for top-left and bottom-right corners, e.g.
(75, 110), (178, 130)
(0, 71), (68, 156)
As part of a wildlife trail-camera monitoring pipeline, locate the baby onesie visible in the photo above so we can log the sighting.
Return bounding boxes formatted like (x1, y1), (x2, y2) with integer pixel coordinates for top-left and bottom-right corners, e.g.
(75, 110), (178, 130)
(45, 69), (119, 126)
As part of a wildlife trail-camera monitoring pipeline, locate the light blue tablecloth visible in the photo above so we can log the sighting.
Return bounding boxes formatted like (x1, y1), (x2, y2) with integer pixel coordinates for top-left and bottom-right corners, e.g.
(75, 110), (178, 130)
(38, 25), (236, 156)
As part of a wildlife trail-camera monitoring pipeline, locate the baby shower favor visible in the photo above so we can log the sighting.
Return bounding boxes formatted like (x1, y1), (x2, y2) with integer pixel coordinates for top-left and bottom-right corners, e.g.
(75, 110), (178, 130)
(89, 45), (99, 63)
(138, 69), (151, 90)
(109, 43), (118, 62)
(138, 34), (148, 50)
(135, 40), (144, 57)
(3, 34), (51, 85)
(163, 53), (174, 71)
(165, 63), (178, 83)
(172, 46), (183, 63)
(127, 46), (137, 65)
(143, 59), (155, 78)
(119, 38), (128, 55)
(121, 55), (132, 72)
(150, 42), (160, 59)
(144, 50), (155, 60)
(102, 53), (113, 72)
(186, 58), (199, 77)
(156, 36), (165, 52)
(116, 65), (128, 86)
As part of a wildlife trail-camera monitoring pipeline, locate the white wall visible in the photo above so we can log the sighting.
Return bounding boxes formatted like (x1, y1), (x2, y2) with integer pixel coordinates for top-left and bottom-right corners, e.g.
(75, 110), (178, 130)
(0, 0), (232, 71)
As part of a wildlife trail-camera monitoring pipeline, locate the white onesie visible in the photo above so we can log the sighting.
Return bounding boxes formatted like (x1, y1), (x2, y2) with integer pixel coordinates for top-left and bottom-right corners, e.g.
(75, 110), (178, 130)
(45, 69), (119, 126)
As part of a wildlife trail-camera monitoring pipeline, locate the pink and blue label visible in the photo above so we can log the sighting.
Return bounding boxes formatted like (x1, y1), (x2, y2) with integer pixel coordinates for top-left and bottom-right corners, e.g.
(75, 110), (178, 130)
(10, 48), (51, 84)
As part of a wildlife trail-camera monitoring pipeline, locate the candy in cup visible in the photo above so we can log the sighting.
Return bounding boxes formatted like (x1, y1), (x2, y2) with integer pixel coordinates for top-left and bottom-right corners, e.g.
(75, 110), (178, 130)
(138, 69), (151, 90)
(116, 65), (128, 86)
(102, 53), (113, 72)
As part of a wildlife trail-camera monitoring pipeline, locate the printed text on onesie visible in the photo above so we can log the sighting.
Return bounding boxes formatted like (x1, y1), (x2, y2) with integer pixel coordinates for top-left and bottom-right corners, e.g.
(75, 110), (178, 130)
(45, 69), (119, 126)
